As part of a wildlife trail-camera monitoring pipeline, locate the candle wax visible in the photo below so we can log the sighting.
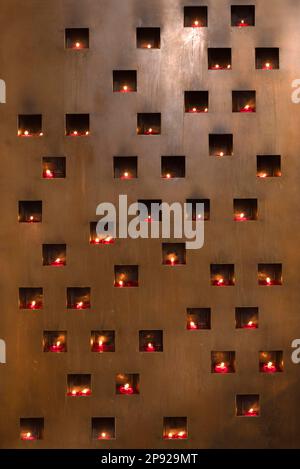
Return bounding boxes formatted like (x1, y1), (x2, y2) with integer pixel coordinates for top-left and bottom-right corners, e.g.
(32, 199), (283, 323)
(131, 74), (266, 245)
(263, 362), (277, 373)
(215, 362), (229, 373)
(119, 384), (134, 395)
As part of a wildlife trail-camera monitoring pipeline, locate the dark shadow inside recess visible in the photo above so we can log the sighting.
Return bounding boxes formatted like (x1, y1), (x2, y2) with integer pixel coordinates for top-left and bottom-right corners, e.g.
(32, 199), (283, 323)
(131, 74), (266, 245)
(42, 244), (66, 266)
(67, 287), (91, 309)
(257, 155), (281, 178)
(185, 91), (209, 113)
(138, 199), (162, 222)
(162, 243), (186, 265)
(91, 330), (115, 352)
(210, 264), (235, 286)
(186, 308), (211, 330)
(208, 48), (231, 70)
(116, 373), (140, 395)
(231, 5), (255, 27)
(42, 157), (66, 179)
(139, 330), (163, 352)
(114, 265), (139, 287)
(67, 374), (92, 396)
(258, 263), (282, 286)
(211, 351), (236, 373)
(65, 28), (89, 49)
(65, 114), (90, 136)
(259, 351), (283, 373)
(234, 199), (258, 221)
(18, 114), (42, 137)
(163, 417), (187, 440)
(209, 134), (233, 157)
(18, 201), (42, 223)
(184, 6), (208, 27)
(43, 331), (67, 352)
(136, 27), (160, 49)
(186, 199), (210, 221)
(236, 395), (259, 417)
(20, 418), (44, 441)
(235, 307), (259, 329)
(19, 287), (43, 310)
(92, 418), (116, 440)
(232, 91), (256, 112)
(255, 48), (279, 70)
(161, 156), (185, 178)
(137, 113), (161, 135)
(114, 156), (138, 179)
(113, 70), (137, 92)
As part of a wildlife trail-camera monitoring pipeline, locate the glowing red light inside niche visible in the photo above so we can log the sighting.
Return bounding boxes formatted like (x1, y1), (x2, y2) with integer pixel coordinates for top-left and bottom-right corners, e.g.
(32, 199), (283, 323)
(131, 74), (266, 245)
(49, 341), (65, 352)
(214, 362), (229, 374)
(262, 361), (277, 373)
(21, 432), (36, 441)
(119, 383), (134, 395)
(245, 408), (259, 416)
(164, 431), (187, 440)
(67, 388), (91, 397)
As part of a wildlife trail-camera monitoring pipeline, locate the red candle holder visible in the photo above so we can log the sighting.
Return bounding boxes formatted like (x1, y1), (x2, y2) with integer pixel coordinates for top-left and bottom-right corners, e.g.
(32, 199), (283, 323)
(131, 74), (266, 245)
(119, 383), (134, 395)
(192, 20), (201, 28)
(43, 169), (54, 179)
(237, 20), (249, 27)
(163, 173), (172, 179)
(259, 277), (281, 286)
(92, 340), (108, 353)
(21, 432), (36, 441)
(73, 41), (83, 49)
(144, 342), (156, 352)
(120, 172), (133, 180)
(91, 236), (114, 245)
(234, 212), (249, 221)
(114, 280), (138, 287)
(164, 431), (187, 440)
(245, 408), (258, 416)
(18, 130), (43, 137)
(49, 341), (65, 352)
(243, 321), (257, 330)
(187, 320), (199, 330)
(240, 105), (255, 113)
(262, 63), (273, 70)
(214, 362), (229, 373)
(75, 301), (90, 309)
(27, 216), (38, 223)
(69, 130), (89, 137)
(50, 258), (65, 267)
(210, 64), (231, 70)
(28, 300), (42, 310)
(144, 128), (158, 135)
(188, 107), (208, 113)
(97, 432), (111, 440)
(262, 361), (277, 373)
(67, 388), (91, 396)
(119, 85), (132, 93)
(212, 278), (228, 286)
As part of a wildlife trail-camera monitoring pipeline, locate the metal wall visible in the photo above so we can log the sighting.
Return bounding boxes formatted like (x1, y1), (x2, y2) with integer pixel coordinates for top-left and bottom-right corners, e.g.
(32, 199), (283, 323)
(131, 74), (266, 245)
(0, 0), (300, 448)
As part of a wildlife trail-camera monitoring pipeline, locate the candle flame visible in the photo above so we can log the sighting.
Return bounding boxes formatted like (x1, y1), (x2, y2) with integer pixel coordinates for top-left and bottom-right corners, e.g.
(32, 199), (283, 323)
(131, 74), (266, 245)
(119, 280), (124, 287)
(248, 408), (254, 414)
(192, 107), (197, 112)
(85, 131), (89, 135)
(95, 237), (100, 243)
(215, 64), (220, 69)
(26, 432), (31, 438)
(73, 130), (78, 136)
(194, 20), (199, 26)
(227, 64), (231, 69)
(248, 321), (253, 326)
(219, 152), (224, 157)
(101, 432), (106, 438)
(24, 130), (29, 136)
(30, 216), (34, 221)
(77, 301), (83, 308)
(166, 173), (171, 179)
(258, 172), (267, 178)
(178, 431), (185, 437)
(190, 321), (196, 328)
(168, 432), (173, 438)
(124, 383), (130, 390)
(204, 107), (208, 112)
(75, 42), (81, 48)
(31, 300), (36, 307)
(147, 44), (152, 49)
(123, 85), (128, 91)
(124, 171), (129, 178)
(266, 277), (271, 285)
(148, 128), (153, 134)
(56, 341), (61, 346)
(244, 105), (250, 110)
(267, 361), (273, 368)
(241, 19), (245, 24)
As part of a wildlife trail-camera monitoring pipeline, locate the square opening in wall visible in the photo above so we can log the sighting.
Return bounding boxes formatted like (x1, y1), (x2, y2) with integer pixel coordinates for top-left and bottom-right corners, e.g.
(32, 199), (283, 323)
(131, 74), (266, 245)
(234, 199), (257, 221)
(258, 263), (282, 286)
(138, 199), (162, 222)
(185, 91), (208, 113)
(65, 28), (89, 49)
(139, 330), (163, 352)
(90, 222), (115, 245)
(259, 351), (283, 373)
(20, 418), (44, 441)
(208, 48), (231, 70)
(163, 417), (187, 440)
(114, 156), (138, 179)
(42, 157), (66, 179)
(231, 5), (255, 27)
(137, 113), (161, 135)
(92, 418), (115, 440)
(236, 395), (259, 417)
(211, 351), (236, 373)
(184, 6), (208, 28)
(114, 265), (139, 287)
(19, 287), (43, 310)
(187, 308), (211, 330)
(186, 199), (210, 221)
(235, 307), (258, 329)
(209, 134), (233, 157)
(18, 115), (43, 137)
(18, 201), (42, 223)
(137, 27), (160, 49)
(211, 264), (235, 286)
(43, 331), (67, 352)
(42, 244), (66, 266)
(116, 373), (139, 395)
(232, 91), (256, 113)
(162, 243), (186, 266)
(161, 156), (185, 178)
(66, 114), (90, 136)
(91, 330), (115, 352)
(255, 48), (279, 70)
(67, 287), (91, 309)
(113, 70), (137, 93)
(67, 374), (91, 396)
(257, 155), (281, 178)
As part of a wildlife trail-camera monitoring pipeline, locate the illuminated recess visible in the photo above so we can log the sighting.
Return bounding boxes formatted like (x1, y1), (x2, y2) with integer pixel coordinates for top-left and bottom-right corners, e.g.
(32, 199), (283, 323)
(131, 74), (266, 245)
(231, 5), (255, 27)
(42, 244), (66, 266)
(184, 6), (207, 28)
(232, 91), (256, 113)
(116, 373), (139, 395)
(137, 113), (161, 135)
(235, 307), (258, 329)
(208, 48), (231, 70)
(65, 28), (89, 49)
(259, 351), (283, 373)
(163, 417), (187, 440)
(162, 243), (186, 266)
(255, 48), (279, 70)
(66, 114), (90, 136)
(209, 134), (233, 157)
(210, 264), (235, 286)
(258, 264), (282, 286)
(161, 156), (185, 178)
(113, 70), (137, 92)
(211, 351), (236, 373)
(187, 308), (211, 330)
(186, 199), (210, 221)
(19, 288), (43, 310)
(236, 395), (260, 417)
(139, 330), (163, 352)
(233, 199), (257, 221)
(257, 155), (281, 178)
(67, 287), (91, 309)
(92, 418), (115, 440)
(20, 418), (44, 441)
(18, 114), (43, 137)
(184, 91), (208, 113)
(67, 374), (91, 396)
(18, 201), (42, 223)
(136, 27), (160, 49)
(91, 330), (115, 353)
(114, 265), (139, 287)
(43, 331), (67, 352)
(42, 157), (66, 179)
(114, 156), (137, 179)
